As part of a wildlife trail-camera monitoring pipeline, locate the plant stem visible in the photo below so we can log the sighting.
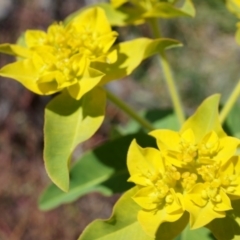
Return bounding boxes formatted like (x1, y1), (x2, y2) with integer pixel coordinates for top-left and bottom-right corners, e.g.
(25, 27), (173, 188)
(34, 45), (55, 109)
(149, 18), (162, 38)
(148, 18), (185, 126)
(105, 89), (155, 132)
(159, 52), (185, 125)
(219, 80), (240, 124)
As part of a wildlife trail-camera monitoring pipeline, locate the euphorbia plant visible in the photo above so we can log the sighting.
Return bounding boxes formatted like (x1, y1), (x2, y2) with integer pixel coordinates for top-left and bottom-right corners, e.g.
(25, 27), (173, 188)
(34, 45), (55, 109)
(0, 6), (181, 192)
(0, 0), (240, 240)
(78, 95), (240, 240)
(0, 7), (179, 100)
(128, 95), (239, 236)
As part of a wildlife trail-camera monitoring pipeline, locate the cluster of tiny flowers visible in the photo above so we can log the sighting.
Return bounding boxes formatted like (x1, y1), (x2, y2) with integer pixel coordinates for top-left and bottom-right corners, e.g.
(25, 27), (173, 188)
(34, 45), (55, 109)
(127, 128), (240, 235)
(26, 7), (117, 97)
(0, 7), (118, 99)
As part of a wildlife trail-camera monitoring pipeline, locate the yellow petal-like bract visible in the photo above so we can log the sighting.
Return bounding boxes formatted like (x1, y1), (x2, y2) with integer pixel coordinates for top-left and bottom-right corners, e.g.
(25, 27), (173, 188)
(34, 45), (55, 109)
(127, 95), (240, 237)
(110, 0), (195, 26)
(226, 0), (240, 18)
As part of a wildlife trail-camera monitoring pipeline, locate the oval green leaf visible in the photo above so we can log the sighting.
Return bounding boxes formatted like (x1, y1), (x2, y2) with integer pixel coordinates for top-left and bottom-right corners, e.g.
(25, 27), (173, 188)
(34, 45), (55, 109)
(144, 1), (195, 19)
(206, 216), (240, 240)
(39, 133), (156, 211)
(226, 103), (240, 138)
(44, 87), (106, 192)
(117, 108), (179, 135)
(206, 199), (240, 240)
(95, 38), (182, 85)
(78, 187), (189, 240)
(78, 188), (154, 240)
(175, 224), (214, 240)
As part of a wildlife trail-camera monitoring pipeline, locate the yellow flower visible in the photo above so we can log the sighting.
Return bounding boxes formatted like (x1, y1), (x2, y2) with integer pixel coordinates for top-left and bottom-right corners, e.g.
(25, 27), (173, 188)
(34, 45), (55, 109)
(127, 95), (240, 237)
(127, 139), (184, 237)
(150, 129), (239, 168)
(109, 0), (195, 26)
(149, 96), (240, 230)
(184, 157), (240, 229)
(0, 6), (181, 101)
(0, 7), (118, 99)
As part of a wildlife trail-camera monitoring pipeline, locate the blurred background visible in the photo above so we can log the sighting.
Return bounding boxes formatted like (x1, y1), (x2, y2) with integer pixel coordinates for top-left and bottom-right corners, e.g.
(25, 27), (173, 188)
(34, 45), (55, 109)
(0, 0), (239, 239)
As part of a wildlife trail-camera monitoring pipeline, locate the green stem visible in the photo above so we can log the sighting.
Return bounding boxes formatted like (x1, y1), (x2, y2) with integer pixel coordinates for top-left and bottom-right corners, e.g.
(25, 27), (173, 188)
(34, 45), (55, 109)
(219, 80), (240, 124)
(159, 52), (185, 125)
(105, 89), (155, 132)
(149, 18), (162, 38)
(148, 18), (185, 126)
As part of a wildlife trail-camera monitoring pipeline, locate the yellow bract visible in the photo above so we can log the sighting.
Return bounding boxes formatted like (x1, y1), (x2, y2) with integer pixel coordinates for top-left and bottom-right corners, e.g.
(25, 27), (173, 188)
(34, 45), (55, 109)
(226, 0), (240, 18)
(127, 96), (240, 237)
(110, 0), (195, 25)
(0, 7), (118, 100)
(150, 129), (239, 168)
(127, 140), (184, 237)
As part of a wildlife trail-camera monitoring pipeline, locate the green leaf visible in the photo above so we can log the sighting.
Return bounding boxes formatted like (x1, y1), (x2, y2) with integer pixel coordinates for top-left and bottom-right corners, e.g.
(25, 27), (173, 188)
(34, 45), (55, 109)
(226, 103), (240, 138)
(155, 213), (189, 240)
(181, 94), (226, 142)
(206, 200), (240, 240)
(143, 1), (195, 19)
(44, 87), (106, 192)
(96, 38), (182, 85)
(154, 112), (179, 130)
(179, 0), (196, 17)
(175, 224), (214, 240)
(65, 0), (195, 27)
(110, 0), (128, 8)
(206, 216), (240, 240)
(102, 4), (144, 25)
(39, 133), (156, 211)
(78, 188), (154, 240)
(117, 108), (179, 135)
(78, 188), (189, 240)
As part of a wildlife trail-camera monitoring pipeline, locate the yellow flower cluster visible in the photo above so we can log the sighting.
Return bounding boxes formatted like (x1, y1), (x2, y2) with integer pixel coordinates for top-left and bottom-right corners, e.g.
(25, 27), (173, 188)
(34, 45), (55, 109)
(127, 127), (240, 236)
(110, 0), (195, 24)
(0, 7), (118, 100)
